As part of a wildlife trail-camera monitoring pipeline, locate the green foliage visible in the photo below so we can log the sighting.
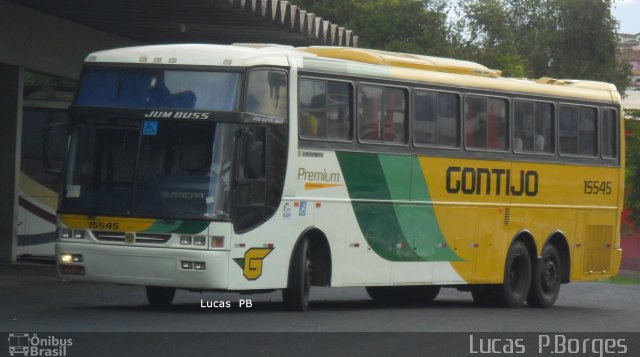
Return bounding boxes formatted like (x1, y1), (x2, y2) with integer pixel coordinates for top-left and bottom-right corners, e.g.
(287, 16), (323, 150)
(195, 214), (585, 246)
(546, 0), (630, 92)
(625, 116), (640, 224)
(457, 0), (526, 76)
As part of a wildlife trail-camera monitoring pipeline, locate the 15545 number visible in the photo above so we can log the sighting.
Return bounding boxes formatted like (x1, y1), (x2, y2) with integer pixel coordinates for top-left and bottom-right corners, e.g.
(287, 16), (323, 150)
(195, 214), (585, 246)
(88, 221), (120, 230)
(583, 180), (612, 195)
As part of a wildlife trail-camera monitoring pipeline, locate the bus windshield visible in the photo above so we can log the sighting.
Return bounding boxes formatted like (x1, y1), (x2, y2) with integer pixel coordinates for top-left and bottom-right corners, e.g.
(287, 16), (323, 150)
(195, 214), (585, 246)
(61, 120), (237, 220)
(75, 67), (242, 111)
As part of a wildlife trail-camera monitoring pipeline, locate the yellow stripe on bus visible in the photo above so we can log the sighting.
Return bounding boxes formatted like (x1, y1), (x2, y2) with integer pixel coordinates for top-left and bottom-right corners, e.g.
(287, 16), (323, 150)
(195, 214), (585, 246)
(60, 214), (156, 232)
(304, 182), (344, 190)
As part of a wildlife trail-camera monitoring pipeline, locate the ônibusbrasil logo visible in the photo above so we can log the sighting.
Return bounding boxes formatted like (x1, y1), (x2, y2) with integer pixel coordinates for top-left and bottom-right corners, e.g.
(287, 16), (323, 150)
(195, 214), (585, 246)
(8, 333), (73, 356)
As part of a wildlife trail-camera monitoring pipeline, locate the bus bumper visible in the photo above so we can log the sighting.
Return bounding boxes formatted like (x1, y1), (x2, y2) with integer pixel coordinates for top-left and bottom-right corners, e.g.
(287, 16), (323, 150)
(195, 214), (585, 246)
(56, 242), (229, 290)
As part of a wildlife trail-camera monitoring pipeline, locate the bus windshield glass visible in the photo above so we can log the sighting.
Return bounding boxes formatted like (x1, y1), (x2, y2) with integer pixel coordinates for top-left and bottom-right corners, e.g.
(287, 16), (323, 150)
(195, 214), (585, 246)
(75, 67), (242, 111)
(61, 120), (237, 220)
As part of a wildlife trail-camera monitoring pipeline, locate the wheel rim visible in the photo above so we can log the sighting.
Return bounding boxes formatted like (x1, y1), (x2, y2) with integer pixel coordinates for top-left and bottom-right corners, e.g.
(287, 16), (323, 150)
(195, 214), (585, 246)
(541, 256), (559, 294)
(509, 254), (527, 295)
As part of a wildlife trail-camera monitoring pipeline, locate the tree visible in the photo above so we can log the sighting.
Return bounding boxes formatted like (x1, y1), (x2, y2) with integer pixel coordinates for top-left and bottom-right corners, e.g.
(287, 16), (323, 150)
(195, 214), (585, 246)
(458, 0), (630, 87)
(547, 0), (630, 92)
(625, 111), (640, 225)
(458, 0), (525, 76)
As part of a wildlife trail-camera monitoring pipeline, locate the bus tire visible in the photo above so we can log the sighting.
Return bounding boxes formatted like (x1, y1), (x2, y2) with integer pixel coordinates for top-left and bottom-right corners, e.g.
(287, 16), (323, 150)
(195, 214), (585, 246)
(146, 286), (175, 308)
(282, 237), (311, 311)
(496, 241), (532, 308)
(527, 244), (561, 308)
(366, 286), (440, 305)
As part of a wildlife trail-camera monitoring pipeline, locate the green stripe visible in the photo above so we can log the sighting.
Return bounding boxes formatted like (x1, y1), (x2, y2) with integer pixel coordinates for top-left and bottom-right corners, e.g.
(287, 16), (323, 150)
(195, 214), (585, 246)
(337, 152), (461, 262)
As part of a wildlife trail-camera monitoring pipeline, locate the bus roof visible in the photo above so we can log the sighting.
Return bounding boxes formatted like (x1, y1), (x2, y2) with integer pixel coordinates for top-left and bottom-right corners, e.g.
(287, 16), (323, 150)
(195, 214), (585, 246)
(85, 44), (621, 105)
(85, 43), (296, 68)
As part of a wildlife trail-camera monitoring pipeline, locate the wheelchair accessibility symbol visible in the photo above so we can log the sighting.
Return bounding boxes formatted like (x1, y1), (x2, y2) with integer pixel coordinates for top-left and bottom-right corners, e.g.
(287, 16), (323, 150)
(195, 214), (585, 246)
(143, 120), (158, 136)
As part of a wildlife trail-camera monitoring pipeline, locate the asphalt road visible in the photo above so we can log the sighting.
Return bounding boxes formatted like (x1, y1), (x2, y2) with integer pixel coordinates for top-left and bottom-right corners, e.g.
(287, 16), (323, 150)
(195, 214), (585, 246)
(2, 263), (639, 333)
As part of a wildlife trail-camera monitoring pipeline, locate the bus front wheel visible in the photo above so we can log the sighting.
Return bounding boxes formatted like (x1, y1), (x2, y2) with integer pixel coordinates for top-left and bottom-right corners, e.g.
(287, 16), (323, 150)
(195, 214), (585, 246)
(496, 241), (532, 308)
(282, 237), (312, 311)
(527, 244), (561, 308)
(145, 286), (175, 308)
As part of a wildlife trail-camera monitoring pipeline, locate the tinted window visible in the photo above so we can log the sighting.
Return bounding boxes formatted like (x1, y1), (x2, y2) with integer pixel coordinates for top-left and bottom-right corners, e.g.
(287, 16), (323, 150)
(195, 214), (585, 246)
(559, 105), (597, 156)
(77, 67), (242, 111)
(299, 78), (352, 140)
(465, 96), (508, 150)
(245, 70), (288, 118)
(514, 101), (554, 154)
(414, 91), (459, 147)
(601, 109), (617, 159)
(358, 85), (407, 144)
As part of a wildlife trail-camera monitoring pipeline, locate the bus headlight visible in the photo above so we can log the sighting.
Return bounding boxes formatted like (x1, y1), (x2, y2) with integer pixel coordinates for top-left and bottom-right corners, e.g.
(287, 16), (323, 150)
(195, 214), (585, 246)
(193, 236), (206, 246)
(60, 254), (83, 263)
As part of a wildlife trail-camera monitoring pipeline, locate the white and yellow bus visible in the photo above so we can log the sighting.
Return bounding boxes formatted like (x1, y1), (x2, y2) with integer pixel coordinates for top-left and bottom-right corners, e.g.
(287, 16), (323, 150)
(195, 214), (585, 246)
(53, 44), (623, 310)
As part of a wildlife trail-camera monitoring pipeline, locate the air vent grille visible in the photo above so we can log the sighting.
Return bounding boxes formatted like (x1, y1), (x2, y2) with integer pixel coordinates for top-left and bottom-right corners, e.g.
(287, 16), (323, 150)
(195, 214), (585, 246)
(93, 231), (171, 244)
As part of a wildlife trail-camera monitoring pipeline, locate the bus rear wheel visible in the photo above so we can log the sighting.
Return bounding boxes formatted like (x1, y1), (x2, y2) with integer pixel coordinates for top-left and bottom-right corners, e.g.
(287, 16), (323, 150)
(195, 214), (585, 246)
(282, 237), (312, 311)
(496, 241), (532, 308)
(145, 286), (175, 308)
(527, 244), (561, 308)
(366, 286), (440, 305)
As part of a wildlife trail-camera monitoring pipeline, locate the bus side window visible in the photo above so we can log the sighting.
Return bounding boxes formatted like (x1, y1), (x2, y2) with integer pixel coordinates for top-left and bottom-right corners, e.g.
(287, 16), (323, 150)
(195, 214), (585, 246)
(384, 87), (407, 144)
(601, 109), (617, 159)
(414, 90), (459, 147)
(358, 85), (383, 141)
(358, 85), (407, 144)
(437, 93), (460, 147)
(465, 96), (487, 149)
(534, 102), (554, 153)
(326, 81), (352, 140)
(413, 91), (437, 145)
(299, 78), (352, 141)
(560, 105), (597, 157)
(579, 107), (597, 156)
(559, 106), (579, 155)
(245, 70), (287, 119)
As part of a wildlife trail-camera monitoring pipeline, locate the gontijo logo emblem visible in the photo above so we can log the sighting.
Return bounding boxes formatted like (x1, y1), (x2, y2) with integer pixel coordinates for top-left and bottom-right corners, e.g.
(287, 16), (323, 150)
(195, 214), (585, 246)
(233, 248), (274, 280)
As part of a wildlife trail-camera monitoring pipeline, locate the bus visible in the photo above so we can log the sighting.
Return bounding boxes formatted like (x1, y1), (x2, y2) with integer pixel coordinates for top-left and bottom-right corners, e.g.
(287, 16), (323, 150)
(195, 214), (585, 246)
(18, 85), (71, 258)
(52, 44), (623, 310)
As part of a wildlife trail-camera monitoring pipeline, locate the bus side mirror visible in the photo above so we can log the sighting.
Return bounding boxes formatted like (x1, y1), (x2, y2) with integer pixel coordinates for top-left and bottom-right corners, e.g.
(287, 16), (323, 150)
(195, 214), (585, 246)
(43, 122), (68, 176)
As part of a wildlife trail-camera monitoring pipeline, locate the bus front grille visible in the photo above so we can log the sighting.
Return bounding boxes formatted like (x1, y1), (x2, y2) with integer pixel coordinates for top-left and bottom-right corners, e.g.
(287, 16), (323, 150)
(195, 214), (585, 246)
(93, 231), (171, 244)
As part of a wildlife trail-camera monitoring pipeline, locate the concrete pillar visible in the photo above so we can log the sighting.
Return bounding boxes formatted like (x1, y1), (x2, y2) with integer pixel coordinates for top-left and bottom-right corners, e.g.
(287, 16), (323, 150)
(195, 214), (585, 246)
(0, 64), (22, 263)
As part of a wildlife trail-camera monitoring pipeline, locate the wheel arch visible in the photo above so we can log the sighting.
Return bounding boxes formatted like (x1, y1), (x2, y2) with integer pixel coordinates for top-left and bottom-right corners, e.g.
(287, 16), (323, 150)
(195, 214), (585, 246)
(544, 230), (571, 283)
(510, 230), (538, 265)
(288, 227), (332, 287)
